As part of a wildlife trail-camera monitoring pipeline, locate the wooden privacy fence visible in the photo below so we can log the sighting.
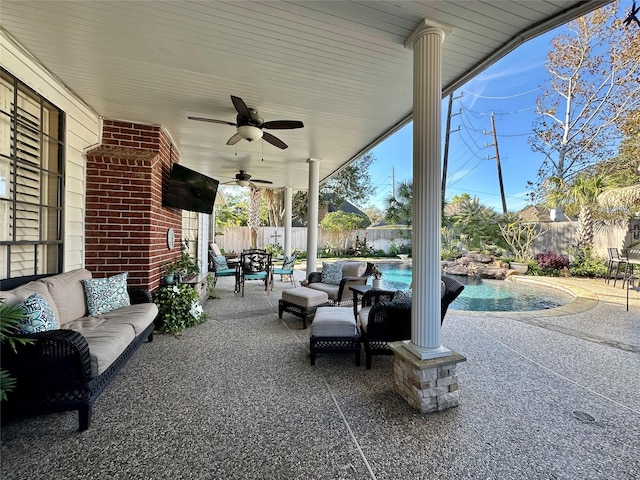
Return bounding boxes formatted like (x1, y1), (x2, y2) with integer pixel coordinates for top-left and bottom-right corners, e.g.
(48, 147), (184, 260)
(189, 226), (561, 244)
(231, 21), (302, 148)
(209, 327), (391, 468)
(215, 221), (637, 259)
(214, 227), (411, 256)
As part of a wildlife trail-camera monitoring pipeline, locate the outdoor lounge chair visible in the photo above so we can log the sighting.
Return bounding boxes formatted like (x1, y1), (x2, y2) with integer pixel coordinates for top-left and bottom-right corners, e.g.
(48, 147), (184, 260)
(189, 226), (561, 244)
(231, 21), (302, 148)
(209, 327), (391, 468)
(272, 252), (298, 287)
(359, 275), (465, 369)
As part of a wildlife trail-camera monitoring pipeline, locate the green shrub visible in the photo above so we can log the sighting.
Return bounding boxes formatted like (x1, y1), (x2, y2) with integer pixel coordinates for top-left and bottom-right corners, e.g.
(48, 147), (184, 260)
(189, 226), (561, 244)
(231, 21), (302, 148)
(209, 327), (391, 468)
(568, 246), (608, 278)
(153, 284), (208, 336)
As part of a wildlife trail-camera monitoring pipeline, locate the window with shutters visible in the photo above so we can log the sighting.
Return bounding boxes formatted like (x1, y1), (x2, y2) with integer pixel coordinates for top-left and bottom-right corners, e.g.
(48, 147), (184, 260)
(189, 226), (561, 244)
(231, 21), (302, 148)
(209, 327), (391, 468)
(0, 68), (64, 280)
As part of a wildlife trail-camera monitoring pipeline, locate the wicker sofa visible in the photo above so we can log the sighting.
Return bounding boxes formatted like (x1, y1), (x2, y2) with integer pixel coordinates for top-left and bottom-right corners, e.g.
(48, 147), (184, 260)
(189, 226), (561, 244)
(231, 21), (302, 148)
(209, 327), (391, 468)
(358, 275), (465, 369)
(0, 268), (157, 431)
(305, 261), (373, 304)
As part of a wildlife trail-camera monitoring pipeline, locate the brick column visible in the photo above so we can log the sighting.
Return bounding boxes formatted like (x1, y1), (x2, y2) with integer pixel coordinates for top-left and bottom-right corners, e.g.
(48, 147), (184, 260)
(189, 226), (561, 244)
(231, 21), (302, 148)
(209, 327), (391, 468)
(85, 120), (182, 290)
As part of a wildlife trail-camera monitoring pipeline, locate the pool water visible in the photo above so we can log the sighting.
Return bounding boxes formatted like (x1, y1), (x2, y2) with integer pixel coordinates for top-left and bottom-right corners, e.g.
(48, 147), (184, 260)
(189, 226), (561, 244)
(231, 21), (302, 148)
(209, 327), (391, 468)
(375, 262), (573, 312)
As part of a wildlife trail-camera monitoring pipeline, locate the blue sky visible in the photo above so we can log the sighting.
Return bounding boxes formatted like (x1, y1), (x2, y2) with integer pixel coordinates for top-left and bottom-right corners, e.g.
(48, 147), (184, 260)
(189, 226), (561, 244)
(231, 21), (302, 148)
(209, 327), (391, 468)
(367, 28), (560, 213)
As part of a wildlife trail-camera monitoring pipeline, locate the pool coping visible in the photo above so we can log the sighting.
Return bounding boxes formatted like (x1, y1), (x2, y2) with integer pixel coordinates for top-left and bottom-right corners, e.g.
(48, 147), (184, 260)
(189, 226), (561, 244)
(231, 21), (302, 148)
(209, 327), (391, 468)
(450, 275), (599, 317)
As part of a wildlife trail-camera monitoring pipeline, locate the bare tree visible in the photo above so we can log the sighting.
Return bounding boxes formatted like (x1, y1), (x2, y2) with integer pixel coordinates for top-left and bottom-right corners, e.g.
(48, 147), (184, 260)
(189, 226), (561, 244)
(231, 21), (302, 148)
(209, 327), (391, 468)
(529, 1), (640, 200)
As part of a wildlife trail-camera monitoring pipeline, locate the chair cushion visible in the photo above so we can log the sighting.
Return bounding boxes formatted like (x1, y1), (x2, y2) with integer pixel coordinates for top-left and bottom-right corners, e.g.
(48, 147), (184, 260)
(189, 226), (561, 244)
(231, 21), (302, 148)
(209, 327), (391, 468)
(311, 307), (357, 337)
(321, 262), (343, 285)
(341, 261), (367, 278)
(282, 287), (328, 307)
(215, 268), (236, 276)
(306, 282), (340, 300)
(392, 289), (412, 303)
(82, 272), (131, 316)
(15, 292), (59, 334)
(213, 256), (228, 270)
(281, 255), (296, 270)
(358, 306), (372, 333)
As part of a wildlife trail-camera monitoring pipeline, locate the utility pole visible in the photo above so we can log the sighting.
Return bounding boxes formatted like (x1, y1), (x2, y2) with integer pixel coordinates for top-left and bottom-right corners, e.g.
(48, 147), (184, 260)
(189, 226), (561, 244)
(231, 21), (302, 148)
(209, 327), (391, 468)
(485, 112), (507, 214)
(442, 92), (461, 208)
(391, 166), (395, 199)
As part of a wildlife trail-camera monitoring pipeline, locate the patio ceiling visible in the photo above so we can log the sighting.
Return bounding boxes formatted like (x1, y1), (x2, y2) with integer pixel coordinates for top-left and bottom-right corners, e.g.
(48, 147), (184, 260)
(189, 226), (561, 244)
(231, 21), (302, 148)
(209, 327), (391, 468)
(0, 1), (610, 191)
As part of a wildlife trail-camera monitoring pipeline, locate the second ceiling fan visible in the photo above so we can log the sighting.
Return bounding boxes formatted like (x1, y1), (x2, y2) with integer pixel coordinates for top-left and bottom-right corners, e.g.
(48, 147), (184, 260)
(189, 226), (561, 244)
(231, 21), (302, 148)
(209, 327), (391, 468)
(189, 95), (304, 149)
(224, 170), (273, 188)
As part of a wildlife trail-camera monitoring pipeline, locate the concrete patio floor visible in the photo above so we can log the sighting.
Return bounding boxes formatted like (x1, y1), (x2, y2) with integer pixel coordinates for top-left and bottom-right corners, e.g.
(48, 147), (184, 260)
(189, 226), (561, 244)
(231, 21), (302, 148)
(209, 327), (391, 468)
(1, 272), (638, 479)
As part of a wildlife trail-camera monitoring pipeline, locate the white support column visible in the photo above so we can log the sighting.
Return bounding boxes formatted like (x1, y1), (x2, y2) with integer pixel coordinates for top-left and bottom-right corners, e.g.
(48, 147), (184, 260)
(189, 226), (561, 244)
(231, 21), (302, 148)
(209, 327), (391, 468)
(306, 159), (320, 278)
(284, 187), (292, 257)
(198, 213), (209, 276)
(405, 20), (452, 360)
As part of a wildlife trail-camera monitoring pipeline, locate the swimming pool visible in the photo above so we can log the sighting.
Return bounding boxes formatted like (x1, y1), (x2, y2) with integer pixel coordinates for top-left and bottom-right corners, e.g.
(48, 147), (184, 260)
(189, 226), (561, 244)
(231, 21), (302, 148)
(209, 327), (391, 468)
(375, 262), (574, 312)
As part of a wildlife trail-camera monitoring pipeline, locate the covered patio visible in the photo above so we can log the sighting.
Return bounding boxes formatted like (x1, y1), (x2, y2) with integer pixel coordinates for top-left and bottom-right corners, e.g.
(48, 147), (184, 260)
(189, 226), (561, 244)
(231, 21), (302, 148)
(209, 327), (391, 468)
(2, 276), (638, 479)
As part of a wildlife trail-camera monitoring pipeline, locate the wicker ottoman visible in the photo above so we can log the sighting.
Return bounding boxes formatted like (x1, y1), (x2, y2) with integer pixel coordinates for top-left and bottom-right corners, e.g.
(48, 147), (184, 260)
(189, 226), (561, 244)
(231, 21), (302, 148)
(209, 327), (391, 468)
(279, 287), (329, 329)
(309, 307), (361, 366)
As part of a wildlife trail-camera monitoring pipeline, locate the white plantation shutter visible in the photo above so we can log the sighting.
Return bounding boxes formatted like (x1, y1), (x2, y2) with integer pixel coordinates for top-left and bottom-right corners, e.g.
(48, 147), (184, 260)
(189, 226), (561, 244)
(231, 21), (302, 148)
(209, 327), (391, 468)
(0, 69), (64, 279)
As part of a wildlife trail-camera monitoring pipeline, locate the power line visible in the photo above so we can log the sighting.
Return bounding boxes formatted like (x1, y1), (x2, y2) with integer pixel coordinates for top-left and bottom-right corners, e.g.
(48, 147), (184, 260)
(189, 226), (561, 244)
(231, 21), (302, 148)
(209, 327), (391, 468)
(461, 86), (542, 99)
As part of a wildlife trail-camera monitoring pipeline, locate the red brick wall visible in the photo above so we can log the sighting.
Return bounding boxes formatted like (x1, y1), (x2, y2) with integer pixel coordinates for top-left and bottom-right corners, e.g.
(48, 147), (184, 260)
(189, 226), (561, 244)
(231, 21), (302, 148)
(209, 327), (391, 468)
(85, 120), (182, 291)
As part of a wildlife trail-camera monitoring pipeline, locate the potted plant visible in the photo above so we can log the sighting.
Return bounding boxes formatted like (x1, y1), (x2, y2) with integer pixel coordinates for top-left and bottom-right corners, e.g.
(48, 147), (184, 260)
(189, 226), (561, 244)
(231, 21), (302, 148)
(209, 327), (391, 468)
(499, 221), (547, 274)
(371, 264), (383, 289)
(162, 261), (181, 285)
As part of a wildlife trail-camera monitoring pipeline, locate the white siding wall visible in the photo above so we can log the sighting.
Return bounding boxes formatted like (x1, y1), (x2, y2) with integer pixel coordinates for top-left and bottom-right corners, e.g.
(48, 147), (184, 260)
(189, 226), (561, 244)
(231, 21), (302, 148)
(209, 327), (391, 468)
(1, 32), (100, 272)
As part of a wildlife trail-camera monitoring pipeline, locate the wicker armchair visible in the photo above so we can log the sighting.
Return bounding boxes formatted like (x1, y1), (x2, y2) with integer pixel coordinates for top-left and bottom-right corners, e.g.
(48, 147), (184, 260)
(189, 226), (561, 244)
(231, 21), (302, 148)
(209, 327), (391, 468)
(306, 261), (373, 304)
(359, 275), (465, 369)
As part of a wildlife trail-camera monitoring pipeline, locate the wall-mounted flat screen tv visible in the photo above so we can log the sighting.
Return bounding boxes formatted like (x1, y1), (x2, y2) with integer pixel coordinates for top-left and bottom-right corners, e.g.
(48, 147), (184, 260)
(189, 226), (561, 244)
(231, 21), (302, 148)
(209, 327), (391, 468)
(163, 164), (219, 214)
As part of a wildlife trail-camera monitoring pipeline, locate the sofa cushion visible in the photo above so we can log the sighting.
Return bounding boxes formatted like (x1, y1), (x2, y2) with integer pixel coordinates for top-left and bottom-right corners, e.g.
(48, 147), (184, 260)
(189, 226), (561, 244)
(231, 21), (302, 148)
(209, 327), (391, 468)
(44, 268), (92, 325)
(101, 303), (158, 335)
(82, 272), (131, 316)
(321, 262), (343, 285)
(15, 292), (59, 334)
(1, 281), (61, 323)
(341, 261), (367, 278)
(64, 302), (157, 337)
(63, 317), (136, 377)
(307, 282), (340, 300)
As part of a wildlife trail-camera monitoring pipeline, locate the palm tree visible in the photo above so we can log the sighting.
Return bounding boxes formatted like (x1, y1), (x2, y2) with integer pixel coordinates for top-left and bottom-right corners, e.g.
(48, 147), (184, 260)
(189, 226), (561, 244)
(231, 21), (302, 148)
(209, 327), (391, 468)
(597, 184), (640, 210)
(384, 181), (412, 226)
(546, 172), (617, 249)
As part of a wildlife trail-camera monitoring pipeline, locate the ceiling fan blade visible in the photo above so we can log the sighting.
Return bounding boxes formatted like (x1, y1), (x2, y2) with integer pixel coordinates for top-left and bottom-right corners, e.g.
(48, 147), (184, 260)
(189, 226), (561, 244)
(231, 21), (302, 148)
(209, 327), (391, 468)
(188, 116), (236, 126)
(263, 132), (288, 150)
(226, 133), (243, 145)
(262, 120), (304, 130)
(250, 179), (273, 185)
(231, 95), (252, 119)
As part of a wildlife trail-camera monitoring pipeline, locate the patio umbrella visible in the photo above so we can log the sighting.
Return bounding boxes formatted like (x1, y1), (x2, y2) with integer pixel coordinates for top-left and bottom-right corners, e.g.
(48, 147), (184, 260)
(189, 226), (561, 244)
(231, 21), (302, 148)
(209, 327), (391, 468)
(597, 184), (640, 208)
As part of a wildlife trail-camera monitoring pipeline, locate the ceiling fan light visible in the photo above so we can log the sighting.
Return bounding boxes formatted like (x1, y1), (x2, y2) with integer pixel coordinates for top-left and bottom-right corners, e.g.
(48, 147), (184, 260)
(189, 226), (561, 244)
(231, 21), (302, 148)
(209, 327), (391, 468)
(236, 179), (250, 187)
(237, 125), (263, 142)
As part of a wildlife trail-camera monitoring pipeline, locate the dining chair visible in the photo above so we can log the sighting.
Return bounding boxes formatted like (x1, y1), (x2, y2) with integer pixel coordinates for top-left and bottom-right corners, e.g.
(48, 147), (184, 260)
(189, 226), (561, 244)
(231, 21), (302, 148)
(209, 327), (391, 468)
(272, 252), (298, 287)
(606, 248), (627, 286)
(238, 249), (272, 297)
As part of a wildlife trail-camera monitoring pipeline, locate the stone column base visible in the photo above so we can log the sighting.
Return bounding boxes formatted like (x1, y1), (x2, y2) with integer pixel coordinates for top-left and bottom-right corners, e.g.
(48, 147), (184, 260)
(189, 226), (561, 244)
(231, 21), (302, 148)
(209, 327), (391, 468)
(389, 341), (466, 413)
